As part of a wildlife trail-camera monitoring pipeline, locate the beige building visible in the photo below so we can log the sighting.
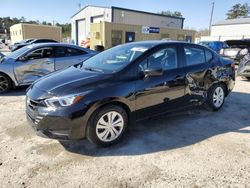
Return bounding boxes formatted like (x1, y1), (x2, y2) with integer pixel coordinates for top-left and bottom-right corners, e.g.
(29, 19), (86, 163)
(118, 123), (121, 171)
(71, 5), (195, 49)
(10, 23), (62, 43)
(90, 22), (196, 49)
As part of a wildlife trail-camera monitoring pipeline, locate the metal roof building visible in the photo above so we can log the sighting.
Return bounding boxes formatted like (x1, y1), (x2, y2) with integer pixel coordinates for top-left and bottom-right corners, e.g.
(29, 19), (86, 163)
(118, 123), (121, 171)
(71, 5), (195, 48)
(210, 17), (250, 41)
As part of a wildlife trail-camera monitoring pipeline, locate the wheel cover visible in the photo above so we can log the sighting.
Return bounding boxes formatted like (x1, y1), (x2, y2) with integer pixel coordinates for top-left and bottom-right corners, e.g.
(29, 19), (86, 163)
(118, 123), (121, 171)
(96, 111), (124, 142)
(0, 76), (8, 92)
(213, 86), (224, 108)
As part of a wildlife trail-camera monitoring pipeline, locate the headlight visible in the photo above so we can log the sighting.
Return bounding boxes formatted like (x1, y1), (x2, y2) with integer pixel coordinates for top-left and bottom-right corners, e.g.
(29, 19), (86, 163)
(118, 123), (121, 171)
(44, 94), (84, 108)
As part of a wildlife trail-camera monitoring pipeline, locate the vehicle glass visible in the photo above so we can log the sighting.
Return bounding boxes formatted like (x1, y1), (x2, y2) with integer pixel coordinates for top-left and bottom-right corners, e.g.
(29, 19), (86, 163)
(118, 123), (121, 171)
(55, 47), (86, 58)
(26, 48), (53, 60)
(184, 47), (206, 66)
(139, 47), (178, 71)
(205, 50), (213, 62)
(7, 46), (31, 59)
(81, 43), (153, 73)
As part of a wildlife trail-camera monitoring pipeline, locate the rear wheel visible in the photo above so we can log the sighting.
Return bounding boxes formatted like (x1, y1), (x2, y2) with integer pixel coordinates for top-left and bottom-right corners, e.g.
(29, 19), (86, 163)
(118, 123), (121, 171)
(246, 77), (250, 81)
(86, 105), (128, 146)
(0, 73), (12, 93)
(207, 83), (225, 111)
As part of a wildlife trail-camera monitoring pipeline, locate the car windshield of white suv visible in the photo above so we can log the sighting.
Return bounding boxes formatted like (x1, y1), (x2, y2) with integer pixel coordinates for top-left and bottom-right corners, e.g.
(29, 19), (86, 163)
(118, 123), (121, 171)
(81, 43), (153, 73)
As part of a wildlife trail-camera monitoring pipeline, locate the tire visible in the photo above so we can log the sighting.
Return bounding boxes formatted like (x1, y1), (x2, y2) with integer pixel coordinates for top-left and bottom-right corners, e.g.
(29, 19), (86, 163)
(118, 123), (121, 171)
(86, 105), (128, 146)
(207, 83), (226, 111)
(0, 73), (12, 94)
(246, 77), (250, 81)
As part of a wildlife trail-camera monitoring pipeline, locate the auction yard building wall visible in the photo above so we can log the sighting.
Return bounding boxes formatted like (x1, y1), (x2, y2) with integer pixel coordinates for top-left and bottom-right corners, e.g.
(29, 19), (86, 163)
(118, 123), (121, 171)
(10, 23), (62, 43)
(90, 22), (196, 50)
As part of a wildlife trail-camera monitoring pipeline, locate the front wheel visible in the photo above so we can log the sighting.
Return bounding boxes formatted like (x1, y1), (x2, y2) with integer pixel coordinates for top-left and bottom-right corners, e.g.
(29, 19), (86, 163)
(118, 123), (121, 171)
(0, 73), (12, 93)
(86, 105), (128, 146)
(207, 84), (225, 111)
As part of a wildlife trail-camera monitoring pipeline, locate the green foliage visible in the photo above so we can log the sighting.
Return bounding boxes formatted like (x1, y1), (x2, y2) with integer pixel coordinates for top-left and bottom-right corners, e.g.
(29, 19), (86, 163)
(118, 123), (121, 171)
(0, 17), (71, 38)
(226, 3), (249, 19)
(159, 11), (183, 18)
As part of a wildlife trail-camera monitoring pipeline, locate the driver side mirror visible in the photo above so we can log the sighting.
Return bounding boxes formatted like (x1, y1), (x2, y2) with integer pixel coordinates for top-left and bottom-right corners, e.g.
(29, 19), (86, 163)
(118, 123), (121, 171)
(143, 68), (163, 78)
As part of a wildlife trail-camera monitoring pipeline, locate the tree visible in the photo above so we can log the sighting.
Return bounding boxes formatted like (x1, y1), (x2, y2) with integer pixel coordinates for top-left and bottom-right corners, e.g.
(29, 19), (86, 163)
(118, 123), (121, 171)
(159, 10), (183, 18)
(226, 3), (249, 19)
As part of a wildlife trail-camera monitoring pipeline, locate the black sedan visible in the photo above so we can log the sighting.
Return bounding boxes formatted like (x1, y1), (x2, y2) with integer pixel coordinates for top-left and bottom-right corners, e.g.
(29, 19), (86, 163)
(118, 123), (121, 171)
(26, 41), (235, 146)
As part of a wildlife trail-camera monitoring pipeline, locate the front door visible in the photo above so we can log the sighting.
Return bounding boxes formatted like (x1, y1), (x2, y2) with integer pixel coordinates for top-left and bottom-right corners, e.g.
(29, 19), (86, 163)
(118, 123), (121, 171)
(135, 46), (186, 120)
(14, 47), (54, 85)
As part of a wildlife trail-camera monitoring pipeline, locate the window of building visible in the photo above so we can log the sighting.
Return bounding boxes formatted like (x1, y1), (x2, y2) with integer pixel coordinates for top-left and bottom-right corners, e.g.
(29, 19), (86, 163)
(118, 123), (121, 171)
(111, 30), (123, 47)
(177, 34), (185, 41)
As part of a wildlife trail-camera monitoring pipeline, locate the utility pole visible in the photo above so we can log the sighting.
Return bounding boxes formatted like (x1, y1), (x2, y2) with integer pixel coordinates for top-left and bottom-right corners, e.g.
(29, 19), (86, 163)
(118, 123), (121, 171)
(209, 2), (215, 36)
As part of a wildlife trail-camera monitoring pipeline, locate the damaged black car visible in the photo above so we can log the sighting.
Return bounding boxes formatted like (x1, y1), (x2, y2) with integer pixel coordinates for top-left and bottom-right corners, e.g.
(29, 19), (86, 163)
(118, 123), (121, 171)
(26, 41), (235, 146)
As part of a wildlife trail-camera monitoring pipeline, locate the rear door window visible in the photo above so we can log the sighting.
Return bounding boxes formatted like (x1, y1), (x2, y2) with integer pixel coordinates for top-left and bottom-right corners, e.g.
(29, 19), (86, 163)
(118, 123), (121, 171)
(184, 47), (206, 66)
(54, 47), (86, 58)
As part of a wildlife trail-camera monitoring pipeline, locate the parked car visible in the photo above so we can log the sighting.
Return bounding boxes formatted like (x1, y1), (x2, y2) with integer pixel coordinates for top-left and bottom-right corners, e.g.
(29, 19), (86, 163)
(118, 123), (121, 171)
(220, 40), (250, 63)
(9, 38), (35, 50)
(10, 38), (58, 51)
(0, 43), (97, 93)
(237, 53), (250, 80)
(198, 41), (229, 54)
(26, 41), (235, 146)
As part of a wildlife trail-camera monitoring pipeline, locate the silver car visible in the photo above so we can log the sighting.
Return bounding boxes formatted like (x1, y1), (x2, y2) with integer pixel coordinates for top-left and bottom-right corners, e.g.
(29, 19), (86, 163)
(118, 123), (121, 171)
(0, 43), (97, 93)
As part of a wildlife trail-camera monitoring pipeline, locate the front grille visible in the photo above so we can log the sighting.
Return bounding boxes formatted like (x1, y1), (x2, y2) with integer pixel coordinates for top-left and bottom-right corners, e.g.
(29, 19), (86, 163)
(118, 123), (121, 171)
(26, 97), (44, 125)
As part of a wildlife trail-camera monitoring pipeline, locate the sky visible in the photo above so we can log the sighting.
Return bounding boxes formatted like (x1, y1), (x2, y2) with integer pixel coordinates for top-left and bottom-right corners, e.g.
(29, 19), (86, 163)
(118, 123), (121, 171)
(1, 0), (249, 30)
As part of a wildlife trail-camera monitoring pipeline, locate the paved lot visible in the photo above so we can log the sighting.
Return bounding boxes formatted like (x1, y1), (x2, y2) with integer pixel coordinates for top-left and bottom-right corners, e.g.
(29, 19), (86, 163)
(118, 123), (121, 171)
(0, 77), (250, 188)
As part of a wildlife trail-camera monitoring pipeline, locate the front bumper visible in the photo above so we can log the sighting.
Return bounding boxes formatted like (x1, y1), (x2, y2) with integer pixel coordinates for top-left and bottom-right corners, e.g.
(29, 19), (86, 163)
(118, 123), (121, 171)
(26, 97), (89, 140)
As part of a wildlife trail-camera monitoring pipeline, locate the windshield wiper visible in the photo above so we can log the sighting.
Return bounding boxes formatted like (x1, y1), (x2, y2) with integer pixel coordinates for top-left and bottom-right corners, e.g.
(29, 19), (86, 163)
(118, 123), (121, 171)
(83, 67), (104, 73)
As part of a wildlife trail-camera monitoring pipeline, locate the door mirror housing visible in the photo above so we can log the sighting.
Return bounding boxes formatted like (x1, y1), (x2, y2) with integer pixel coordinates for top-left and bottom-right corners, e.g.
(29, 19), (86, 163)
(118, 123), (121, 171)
(144, 68), (163, 77)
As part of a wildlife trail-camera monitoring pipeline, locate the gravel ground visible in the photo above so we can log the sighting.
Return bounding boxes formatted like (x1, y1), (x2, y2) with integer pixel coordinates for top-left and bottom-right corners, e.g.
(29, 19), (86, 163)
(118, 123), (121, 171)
(0, 77), (250, 188)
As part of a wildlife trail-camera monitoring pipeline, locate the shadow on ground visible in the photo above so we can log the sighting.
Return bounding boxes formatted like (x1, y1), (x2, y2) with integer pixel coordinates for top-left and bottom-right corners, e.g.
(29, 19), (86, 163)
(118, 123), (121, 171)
(60, 91), (250, 157)
(0, 86), (28, 97)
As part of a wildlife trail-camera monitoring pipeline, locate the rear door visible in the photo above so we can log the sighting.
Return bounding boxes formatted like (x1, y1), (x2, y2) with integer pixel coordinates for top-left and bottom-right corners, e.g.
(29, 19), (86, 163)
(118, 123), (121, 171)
(135, 45), (187, 120)
(14, 47), (54, 85)
(181, 44), (214, 103)
(54, 46), (90, 70)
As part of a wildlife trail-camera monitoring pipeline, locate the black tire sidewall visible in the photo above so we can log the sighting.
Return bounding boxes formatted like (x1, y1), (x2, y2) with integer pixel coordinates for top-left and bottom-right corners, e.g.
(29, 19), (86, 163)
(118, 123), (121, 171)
(0, 73), (12, 93)
(207, 83), (226, 111)
(86, 105), (128, 146)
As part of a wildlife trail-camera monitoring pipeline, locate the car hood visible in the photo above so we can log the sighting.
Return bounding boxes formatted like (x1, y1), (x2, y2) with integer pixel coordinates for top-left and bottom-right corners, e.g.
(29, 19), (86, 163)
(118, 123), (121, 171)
(32, 66), (111, 97)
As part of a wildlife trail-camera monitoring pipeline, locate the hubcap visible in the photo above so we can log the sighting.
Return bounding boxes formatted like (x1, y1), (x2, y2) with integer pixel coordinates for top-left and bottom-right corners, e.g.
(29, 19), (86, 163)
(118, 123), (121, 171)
(0, 76), (8, 92)
(96, 111), (124, 142)
(213, 87), (224, 108)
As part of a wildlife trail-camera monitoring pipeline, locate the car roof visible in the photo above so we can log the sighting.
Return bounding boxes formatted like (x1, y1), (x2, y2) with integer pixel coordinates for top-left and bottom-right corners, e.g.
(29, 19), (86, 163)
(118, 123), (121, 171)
(27, 43), (96, 53)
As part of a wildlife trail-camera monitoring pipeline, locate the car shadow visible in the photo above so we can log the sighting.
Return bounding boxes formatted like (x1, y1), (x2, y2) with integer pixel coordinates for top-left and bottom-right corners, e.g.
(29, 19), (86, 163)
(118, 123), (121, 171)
(60, 91), (250, 157)
(0, 86), (28, 97)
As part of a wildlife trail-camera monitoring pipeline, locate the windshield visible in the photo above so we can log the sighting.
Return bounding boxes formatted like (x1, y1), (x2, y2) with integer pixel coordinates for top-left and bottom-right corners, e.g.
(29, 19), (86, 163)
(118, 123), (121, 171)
(7, 46), (32, 59)
(81, 43), (153, 73)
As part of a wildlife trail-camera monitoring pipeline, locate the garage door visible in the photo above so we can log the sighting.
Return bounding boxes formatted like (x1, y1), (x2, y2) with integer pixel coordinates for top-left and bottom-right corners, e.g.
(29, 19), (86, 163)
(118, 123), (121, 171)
(77, 19), (86, 45)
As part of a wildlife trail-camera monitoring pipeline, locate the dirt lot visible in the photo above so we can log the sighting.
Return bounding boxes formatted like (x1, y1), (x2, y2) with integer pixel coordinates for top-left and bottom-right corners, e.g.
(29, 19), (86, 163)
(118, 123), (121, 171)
(0, 77), (250, 188)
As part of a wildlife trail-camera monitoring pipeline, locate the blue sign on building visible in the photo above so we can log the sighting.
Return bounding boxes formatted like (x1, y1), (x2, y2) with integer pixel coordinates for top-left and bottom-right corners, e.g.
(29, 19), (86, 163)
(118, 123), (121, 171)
(142, 26), (160, 34)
